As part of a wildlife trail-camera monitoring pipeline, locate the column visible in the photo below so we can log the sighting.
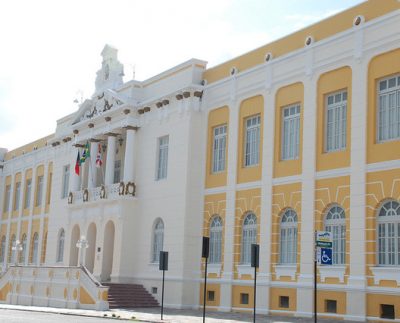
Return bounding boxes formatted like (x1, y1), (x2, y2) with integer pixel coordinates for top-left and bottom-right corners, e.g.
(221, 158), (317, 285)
(105, 135), (116, 185)
(219, 99), (239, 312)
(297, 76), (317, 317)
(346, 59), (368, 321)
(123, 127), (137, 183)
(258, 89), (276, 314)
(16, 171), (26, 263)
(4, 173), (15, 268)
(88, 141), (98, 188)
(35, 162), (49, 265)
(69, 145), (80, 192)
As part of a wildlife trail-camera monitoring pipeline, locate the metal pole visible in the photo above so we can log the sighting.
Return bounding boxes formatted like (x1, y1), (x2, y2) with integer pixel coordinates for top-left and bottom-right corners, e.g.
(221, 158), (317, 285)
(161, 268), (165, 320)
(253, 265), (257, 323)
(203, 257), (208, 323)
(314, 231), (317, 323)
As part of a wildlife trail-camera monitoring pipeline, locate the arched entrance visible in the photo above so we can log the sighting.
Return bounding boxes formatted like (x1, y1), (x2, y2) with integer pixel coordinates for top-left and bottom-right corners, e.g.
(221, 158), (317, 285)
(69, 225), (80, 266)
(101, 221), (115, 282)
(85, 223), (97, 273)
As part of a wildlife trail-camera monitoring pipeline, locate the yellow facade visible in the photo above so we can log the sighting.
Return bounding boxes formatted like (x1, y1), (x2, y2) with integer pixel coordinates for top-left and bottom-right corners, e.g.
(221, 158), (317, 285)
(270, 287), (297, 314)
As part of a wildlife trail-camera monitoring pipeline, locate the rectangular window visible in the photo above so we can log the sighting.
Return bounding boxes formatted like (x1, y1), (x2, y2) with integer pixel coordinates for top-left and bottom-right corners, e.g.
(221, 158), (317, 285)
(282, 104), (300, 160)
(380, 304), (395, 319)
(3, 185), (11, 212)
(35, 176), (44, 207)
(240, 293), (249, 305)
(378, 75), (400, 142)
(61, 165), (70, 199)
(113, 160), (121, 184)
(279, 296), (289, 308)
(325, 300), (337, 313)
(25, 179), (31, 209)
(244, 115), (260, 167)
(207, 291), (215, 302)
(212, 125), (227, 173)
(14, 182), (21, 211)
(157, 136), (169, 180)
(326, 91), (347, 152)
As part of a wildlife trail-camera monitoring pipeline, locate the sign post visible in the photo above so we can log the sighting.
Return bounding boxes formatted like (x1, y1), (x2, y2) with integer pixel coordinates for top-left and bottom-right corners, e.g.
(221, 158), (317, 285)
(159, 251), (168, 320)
(251, 244), (259, 323)
(314, 231), (333, 323)
(202, 237), (210, 323)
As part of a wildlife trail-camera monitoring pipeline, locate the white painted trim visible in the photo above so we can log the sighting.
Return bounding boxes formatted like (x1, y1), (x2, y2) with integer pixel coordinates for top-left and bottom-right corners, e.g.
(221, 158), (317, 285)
(236, 264), (254, 279)
(203, 186), (226, 196)
(274, 265), (297, 280)
(316, 167), (350, 180)
(367, 317), (400, 323)
(318, 265), (346, 283)
(235, 181), (261, 191)
(367, 159), (400, 173)
(272, 175), (302, 186)
(370, 266), (400, 285)
(207, 264), (221, 276)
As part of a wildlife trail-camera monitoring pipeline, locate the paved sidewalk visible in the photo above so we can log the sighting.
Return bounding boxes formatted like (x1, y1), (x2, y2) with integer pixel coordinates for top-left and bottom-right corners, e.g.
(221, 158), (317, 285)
(0, 304), (352, 323)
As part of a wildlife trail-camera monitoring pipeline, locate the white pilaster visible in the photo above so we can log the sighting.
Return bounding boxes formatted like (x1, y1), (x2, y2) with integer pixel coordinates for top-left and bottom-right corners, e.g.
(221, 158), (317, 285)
(16, 171), (25, 263)
(105, 135), (117, 185)
(297, 76), (317, 317)
(346, 59), (368, 320)
(123, 127), (137, 183)
(219, 98), (239, 312)
(4, 173), (15, 268)
(69, 145), (80, 192)
(88, 141), (98, 188)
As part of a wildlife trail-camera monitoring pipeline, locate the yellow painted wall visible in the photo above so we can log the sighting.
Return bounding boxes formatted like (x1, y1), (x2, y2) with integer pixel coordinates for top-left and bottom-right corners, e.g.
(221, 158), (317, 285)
(316, 67), (352, 171)
(199, 283), (221, 307)
(237, 96), (263, 184)
(317, 290), (346, 315)
(315, 176), (350, 284)
(271, 182), (302, 281)
(232, 285), (254, 309)
(203, 193), (226, 278)
(367, 49), (400, 164)
(4, 134), (54, 161)
(273, 83), (303, 178)
(33, 165), (44, 215)
(367, 294), (400, 319)
(0, 283), (10, 301)
(233, 188), (260, 279)
(366, 168), (400, 286)
(205, 107), (229, 188)
(203, 0), (400, 84)
(270, 287), (297, 313)
(79, 287), (95, 305)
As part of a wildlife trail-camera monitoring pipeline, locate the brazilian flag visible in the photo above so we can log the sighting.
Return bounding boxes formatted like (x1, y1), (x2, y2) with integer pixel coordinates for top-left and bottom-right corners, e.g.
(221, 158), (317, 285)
(80, 142), (90, 163)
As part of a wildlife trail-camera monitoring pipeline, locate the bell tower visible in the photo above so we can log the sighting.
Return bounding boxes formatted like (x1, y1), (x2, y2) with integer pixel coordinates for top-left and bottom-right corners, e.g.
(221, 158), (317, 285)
(95, 44), (124, 93)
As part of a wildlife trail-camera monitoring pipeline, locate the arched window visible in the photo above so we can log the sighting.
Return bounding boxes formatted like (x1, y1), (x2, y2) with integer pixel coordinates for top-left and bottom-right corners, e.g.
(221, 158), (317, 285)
(280, 208), (298, 265)
(241, 213), (257, 264)
(19, 234), (27, 264)
(31, 233), (39, 264)
(377, 200), (400, 265)
(57, 229), (65, 263)
(9, 234), (16, 264)
(152, 219), (164, 263)
(209, 216), (223, 264)
(325, 205), (346, 265)
(0, 236), (6, 263)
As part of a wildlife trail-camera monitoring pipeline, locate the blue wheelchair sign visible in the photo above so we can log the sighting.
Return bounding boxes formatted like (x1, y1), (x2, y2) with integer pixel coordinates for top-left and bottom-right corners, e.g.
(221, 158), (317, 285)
(320, 248), (332, 265)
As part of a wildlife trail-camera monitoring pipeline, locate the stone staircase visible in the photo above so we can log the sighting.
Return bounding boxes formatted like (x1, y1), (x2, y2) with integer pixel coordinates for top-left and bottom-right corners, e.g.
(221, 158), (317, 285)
(103, 283), (159, 309)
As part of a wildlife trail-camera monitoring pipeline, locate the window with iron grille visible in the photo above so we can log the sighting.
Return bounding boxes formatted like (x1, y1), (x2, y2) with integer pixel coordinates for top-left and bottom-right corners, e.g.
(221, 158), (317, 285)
(325, 205), (346, 265)
(244, 115), (260, 167)
(280, 208), (298, 264)
(212, 125), (227, 173)
(326, 91), (347, 152)
(282, 105), (300, 160)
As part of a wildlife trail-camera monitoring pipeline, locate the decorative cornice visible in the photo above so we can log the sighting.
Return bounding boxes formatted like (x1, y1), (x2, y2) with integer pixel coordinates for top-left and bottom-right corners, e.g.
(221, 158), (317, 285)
(176, 94), (183, 100)
(123, 109), (130, 115)
(138, 108), (145, 114)
(104, 132), (118, 137)
(104, 116), (112, 122)
(73, 143), (85, 148)
(123, 126), (139, 131)
(162, 99), (169, 106)
(194, 91), (203, 98)
(88, 123), (94, 128)
(183, 91), (191, 98)
(156, 102), (163, 108)
(89, 138), (101, 143)
(143, 107), (151, 112)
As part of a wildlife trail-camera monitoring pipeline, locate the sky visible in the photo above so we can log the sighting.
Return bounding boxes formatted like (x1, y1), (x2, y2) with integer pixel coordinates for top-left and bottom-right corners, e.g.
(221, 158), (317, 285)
(0, 0), (365, 151)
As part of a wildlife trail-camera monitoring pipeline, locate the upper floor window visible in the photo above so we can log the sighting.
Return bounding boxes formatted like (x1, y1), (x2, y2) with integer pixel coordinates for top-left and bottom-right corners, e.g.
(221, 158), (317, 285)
(282, 104), (300, 160)
(61, 165), (70, 199)
(56, 229), (65, 263)
(19, 234), (27, 264)
(114, 160), (121, 184)
(25, 179), (32, 209)
(209, 216), (223, 264)
(14, 182), (21, 211)
(326, 91), (347, 152)
(377, 200), (400, 266)
(35, 175), (44, 207)
(378, 75), (400, 142)
(0, 236), (5, 263)
(244, 115), (260, 167)
(157, 136), (169, 180)
(3, 185), (11, 212)
(280, 208), (298, 265)
(325, 205), (346, 265)
(212, 125), (227, 173)
(241, 213), (257, 264)
(152, 219), (164, 263)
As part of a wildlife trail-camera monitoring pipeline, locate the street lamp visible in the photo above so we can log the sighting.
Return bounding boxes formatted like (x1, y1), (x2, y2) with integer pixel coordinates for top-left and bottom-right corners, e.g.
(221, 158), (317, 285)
(76, 235), (89, 267)
(12, 240), (23, 265)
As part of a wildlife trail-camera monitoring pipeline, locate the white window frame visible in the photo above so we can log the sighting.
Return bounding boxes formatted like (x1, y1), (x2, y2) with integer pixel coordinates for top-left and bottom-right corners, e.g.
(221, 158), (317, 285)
(377, 200), (400, 266)
(56, 229), (65, 263)
(241, 213), (257, 265)
(113, 160), (121, 184)
(325, 91), (347, 152)
(25, 179), (32, 209)
(35, 175), (44, 207)
(152, 219), (164, 263)
(14, 182), (21, 211)
(279, 208), (298, 265)
(156, 136), (169, 180)
(61, 165), (70, 199)
(212, 125), (227, 173)
(377, 74), (400, 143)
(244, 115), (261, 167)
(324, 205), (346, 265)
(32, 232), (39, 265)
(281, 104), (301, 160)
(209, 216), (223, 264)
(4, 185), (11, 212)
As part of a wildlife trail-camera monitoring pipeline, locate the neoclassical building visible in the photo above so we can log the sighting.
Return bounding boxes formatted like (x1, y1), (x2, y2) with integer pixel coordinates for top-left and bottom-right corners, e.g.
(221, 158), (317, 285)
(0, 0), (399, 320)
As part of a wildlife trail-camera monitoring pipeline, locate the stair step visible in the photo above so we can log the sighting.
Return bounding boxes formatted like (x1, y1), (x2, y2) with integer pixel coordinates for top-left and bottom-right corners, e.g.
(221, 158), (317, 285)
(105, 283), (159, 309)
